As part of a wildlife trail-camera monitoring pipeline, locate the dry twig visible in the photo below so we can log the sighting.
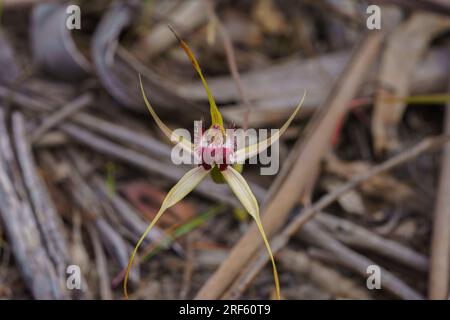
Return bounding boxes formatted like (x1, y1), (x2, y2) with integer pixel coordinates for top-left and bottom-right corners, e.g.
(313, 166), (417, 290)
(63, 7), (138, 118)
(0, 108), (64, 299)
(316, 213), (428, 273)
(12, 113), (70, 285)
(429, 78), (450, 299)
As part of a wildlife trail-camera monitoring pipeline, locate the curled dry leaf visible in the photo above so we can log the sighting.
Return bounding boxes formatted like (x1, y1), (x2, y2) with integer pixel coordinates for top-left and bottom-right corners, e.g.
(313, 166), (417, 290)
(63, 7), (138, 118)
(31, 4), (92, 81)
(91, 0), (203, 117)
(321, 177), (366, 216)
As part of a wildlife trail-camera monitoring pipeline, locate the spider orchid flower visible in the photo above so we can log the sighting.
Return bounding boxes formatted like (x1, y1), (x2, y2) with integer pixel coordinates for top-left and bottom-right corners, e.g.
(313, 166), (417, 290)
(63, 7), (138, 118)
(124, 30), (306, 300)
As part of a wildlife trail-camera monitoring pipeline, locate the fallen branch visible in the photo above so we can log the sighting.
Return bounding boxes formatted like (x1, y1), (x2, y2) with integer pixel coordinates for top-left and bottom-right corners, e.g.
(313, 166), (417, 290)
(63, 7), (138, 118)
(12, 112), (71, 292)
(315, 213), (428, 273)
(298, 221), (423, 299)
(0, 108), (65, 299)
(30, 93), (93, 143)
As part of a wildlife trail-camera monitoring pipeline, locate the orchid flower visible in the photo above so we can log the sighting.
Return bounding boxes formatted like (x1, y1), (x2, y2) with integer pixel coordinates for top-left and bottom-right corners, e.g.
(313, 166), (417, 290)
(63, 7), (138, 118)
(124, 29), (306, 300)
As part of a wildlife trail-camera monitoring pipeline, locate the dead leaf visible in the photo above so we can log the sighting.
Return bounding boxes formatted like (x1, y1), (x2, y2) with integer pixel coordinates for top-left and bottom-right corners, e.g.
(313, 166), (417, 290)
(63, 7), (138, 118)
(322, 177), (366, 215)
(31, 4), (92, 81)
(122, 181), (195, 228)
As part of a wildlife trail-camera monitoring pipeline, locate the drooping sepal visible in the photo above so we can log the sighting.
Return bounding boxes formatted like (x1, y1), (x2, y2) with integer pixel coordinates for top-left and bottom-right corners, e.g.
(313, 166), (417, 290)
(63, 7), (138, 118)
(124, 166), (210, 298)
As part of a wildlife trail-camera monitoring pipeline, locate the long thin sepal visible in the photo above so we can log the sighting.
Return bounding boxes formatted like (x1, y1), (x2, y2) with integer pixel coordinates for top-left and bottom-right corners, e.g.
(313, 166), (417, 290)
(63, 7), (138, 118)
(233, 89), (306, 163)
(168, 25), (224, 128)
(124, 166), (210, 298)
(139, 74), (194, 155)
(221, 166), (281, 299)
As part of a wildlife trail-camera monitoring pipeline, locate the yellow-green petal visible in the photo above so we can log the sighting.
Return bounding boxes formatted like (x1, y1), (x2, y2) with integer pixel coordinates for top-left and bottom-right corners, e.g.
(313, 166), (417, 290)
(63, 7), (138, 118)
(124, 166), (210, 298)
(233, 90), (306, 163)
(221, 166), (281, 300)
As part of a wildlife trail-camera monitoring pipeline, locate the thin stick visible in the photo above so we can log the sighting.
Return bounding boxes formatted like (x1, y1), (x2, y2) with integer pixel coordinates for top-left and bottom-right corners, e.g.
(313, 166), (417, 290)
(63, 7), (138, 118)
(0, 108), (64, 299)
(299, 222), (423, 299)
(316, 213), (429, 273)
(429, 79), (450, 299)
(12, 112), (71, 293)
(30, 92), (93, 143)
(86, 223), (113, 300)
(60, 151), (140, 287)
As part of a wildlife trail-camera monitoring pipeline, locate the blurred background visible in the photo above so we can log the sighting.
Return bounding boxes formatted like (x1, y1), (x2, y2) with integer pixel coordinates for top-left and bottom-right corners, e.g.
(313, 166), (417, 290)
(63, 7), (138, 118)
(0, 0), (450, 300)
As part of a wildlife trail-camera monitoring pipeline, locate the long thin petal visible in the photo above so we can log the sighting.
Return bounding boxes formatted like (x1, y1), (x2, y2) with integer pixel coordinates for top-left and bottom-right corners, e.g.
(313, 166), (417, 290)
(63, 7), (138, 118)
(168, 25), (224, 128)
(139, 74), (194, 155)
(124, 166), (210, 298)
(233, 90), (306, 163)
(221, 166), (281, 300)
